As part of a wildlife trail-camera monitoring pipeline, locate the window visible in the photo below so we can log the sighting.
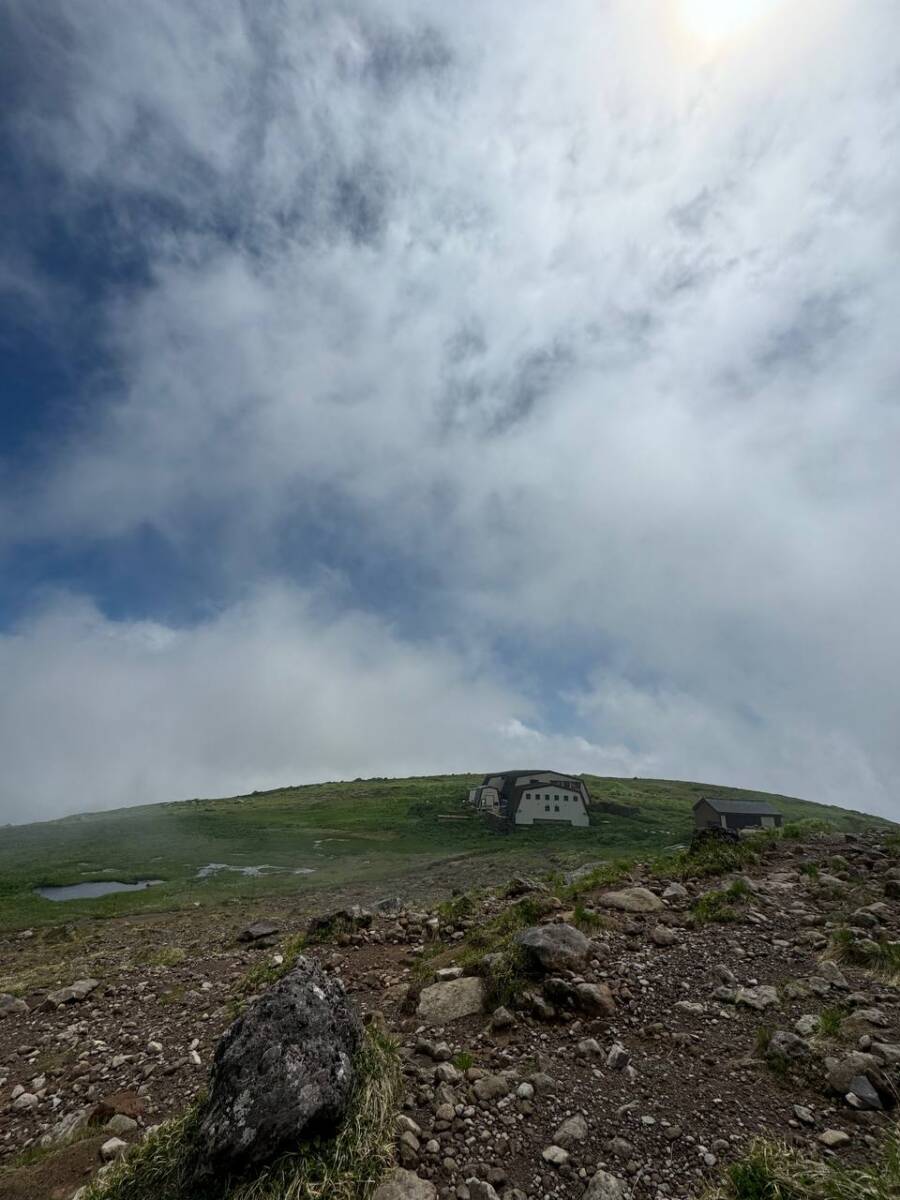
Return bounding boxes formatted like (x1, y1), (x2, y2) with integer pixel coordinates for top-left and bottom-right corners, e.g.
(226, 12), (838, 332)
(554, 805), (560, 812)
(545, 804), (550, 812)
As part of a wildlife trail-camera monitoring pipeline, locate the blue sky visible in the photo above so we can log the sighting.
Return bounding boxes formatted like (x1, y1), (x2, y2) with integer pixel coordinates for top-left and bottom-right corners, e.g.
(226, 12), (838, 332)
(2, 0), (899, 823)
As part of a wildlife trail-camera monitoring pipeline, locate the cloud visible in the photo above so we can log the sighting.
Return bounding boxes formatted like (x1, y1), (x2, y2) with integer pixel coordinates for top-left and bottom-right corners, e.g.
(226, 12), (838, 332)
(1, 1), (899, 820)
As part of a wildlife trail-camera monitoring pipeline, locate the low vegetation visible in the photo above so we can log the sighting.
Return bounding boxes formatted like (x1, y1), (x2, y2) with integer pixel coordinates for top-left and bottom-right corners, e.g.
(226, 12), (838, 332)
(82, 1028), (401, 1200)
(830, 927), (900, 981)
(691, 878), (753, 925)
(707, 1127), (900, 1200)
(2, 774), (884, 931)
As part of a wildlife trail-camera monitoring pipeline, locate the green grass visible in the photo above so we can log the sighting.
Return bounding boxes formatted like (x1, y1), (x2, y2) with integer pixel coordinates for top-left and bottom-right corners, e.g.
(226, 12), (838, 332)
(0, 774), (891, 931)
(816, 1005), (847, 1039)
(691, 879), (751, 925)
(83, 1028), (401, 1200)
(707, 1127), (900, 1200)
(237, 934), (308, 996)
(830, 927), (900, 981)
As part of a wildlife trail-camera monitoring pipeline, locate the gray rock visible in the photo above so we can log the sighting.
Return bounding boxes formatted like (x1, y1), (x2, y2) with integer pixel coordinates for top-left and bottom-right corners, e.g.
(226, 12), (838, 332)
(818, 1129), (850, 1148)
(473, 1074), (510, 1101)
(735, 985), (779, 1011)
(0, 993), (28, 1018)
(583, 1169), (627, 1199)
(374, 897), (404, 916)
(847, 1075), (883, 1110)
(662, 882), (688, 901)
(554, 1113), (588, 1145)
(650, 925), (679, 947)
(193, 955), (362, 1179)
(416, 977), (485, 1025)
(816, 961), (849, 989)
(100, 1137), (127, 1162)
(575, 982), (616, 1016)
(106, 1114), (138, 1135)
(41, 979), (99, 1009)
(466, 1181), (501, 1200)
(236, 920), (280, 943)
(794, 1015), (819, 1037)
(516, 923), (591, 972)
(793, 1105), (815, 1125)
(598, 887), (664, 914)
(767, 1031), (810, 1060)
(826, 1052), (881, 1094)
(372, 1168), (437, 1200)
(606, 1042), (630, 1070)
(12, 1092), (38, 1110)
(542, 1145), (570, 1165)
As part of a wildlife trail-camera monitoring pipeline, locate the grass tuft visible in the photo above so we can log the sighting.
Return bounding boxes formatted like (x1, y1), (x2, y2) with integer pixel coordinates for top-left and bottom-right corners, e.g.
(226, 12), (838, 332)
(691, 880), (750, 925)
(706, 1126), (900, 1200)
(84, 1027), (402, 1200)
(830, 927), (900, 982)
(237, 934), (308, 996)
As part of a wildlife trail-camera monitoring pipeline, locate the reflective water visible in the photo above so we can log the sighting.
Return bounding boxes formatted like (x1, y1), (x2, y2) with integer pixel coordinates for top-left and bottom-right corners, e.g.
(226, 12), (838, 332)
(36, 880), (164, 901)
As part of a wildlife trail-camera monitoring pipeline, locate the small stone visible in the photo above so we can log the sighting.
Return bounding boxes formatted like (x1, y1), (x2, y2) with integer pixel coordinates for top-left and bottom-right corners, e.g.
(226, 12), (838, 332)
(542, 1145), (569, 1165)
(105, 1114), (138, 1135)
(554, 1113), (588, 1146)
(818, 1129), (851, 1148)
(100, 1137), (128, 1162)
(607, 1042), (630, 1070)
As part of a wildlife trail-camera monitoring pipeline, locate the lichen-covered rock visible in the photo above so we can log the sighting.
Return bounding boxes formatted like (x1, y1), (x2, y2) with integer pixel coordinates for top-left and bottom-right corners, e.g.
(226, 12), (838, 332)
(515, 923), (591, 972)
(193, 955), (362, 1179)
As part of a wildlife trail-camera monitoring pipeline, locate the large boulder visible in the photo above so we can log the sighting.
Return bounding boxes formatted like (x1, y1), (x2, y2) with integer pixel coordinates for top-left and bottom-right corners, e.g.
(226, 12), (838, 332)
(416, 976), (485, 1025)
(192, 955), (362, 1180)
(516, 923), (591, 973)
(598, 888), (664, 914)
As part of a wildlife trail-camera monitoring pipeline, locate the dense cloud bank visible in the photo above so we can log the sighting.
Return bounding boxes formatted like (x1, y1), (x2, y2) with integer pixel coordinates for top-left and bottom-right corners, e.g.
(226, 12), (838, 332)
(1, 2), (898, 820)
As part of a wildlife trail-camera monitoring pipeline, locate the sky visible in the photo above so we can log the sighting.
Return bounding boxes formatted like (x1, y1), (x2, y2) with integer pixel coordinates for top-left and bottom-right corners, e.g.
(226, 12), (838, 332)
(1, 0), (899, 824)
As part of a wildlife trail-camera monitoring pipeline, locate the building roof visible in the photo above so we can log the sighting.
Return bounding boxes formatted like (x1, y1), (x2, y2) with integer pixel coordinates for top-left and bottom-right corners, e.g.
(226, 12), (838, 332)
(694, 797), (781, 816)
(481, 769), (580, 784)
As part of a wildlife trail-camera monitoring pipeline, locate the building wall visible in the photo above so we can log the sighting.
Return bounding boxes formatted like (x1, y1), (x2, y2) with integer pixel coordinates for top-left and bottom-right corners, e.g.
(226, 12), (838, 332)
(514, 787), (589, 827)
(693, 800), (721, 829)
(694, 802), (782, 830)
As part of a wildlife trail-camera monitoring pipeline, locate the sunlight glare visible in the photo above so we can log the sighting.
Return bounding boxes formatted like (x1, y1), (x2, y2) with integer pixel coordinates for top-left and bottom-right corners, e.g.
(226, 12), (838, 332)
(678, 0), (783, 43)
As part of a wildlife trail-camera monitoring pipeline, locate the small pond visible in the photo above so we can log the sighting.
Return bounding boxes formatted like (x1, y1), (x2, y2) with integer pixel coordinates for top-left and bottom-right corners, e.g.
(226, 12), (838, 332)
(35, 879), (164, 901)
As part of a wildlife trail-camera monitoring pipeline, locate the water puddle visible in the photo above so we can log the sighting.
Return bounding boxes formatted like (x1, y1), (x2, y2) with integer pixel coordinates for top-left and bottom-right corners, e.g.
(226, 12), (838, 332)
(36, 880), (164, 901)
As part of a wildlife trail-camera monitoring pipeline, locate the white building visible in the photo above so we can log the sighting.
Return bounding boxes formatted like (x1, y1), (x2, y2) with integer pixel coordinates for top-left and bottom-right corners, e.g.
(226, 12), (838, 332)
(468, 770), (590, 828)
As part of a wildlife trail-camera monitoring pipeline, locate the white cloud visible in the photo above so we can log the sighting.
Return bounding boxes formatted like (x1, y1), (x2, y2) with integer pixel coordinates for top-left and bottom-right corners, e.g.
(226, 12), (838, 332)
(2, 0), (900, 819)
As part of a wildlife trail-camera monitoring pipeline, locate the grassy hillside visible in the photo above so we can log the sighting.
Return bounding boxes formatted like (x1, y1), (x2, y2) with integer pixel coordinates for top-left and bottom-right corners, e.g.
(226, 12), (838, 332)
(0, 774), (891, 930)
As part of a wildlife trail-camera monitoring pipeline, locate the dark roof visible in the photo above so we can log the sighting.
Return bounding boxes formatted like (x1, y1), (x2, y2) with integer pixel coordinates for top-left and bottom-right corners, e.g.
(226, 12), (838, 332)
(482, 769), (579, 784)
(695, 797), (781, 816)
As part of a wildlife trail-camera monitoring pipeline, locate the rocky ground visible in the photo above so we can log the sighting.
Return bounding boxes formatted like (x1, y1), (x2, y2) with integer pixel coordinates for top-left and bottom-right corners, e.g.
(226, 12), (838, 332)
(2, 829), (899, 1200)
